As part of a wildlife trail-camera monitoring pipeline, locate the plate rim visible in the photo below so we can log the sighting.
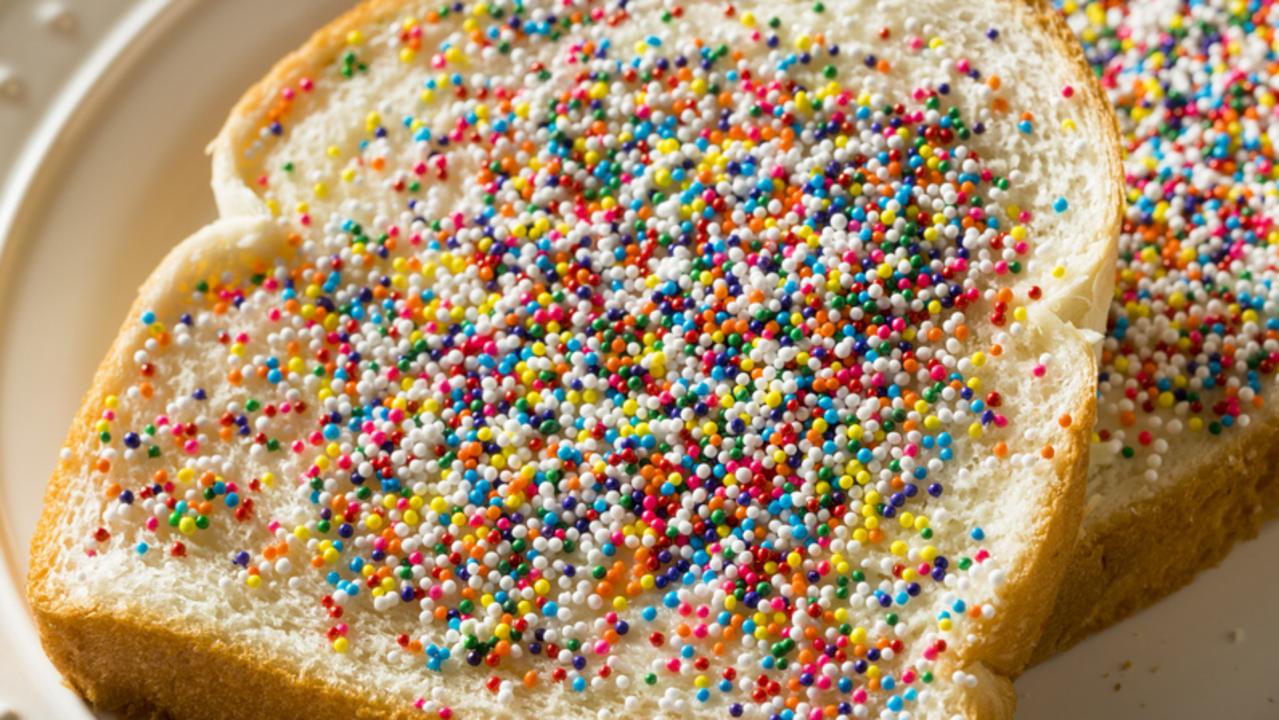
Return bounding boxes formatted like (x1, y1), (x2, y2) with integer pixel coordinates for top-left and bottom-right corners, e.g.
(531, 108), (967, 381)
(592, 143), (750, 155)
(0, 2), (197, 716)
(0, 0), (192, 588)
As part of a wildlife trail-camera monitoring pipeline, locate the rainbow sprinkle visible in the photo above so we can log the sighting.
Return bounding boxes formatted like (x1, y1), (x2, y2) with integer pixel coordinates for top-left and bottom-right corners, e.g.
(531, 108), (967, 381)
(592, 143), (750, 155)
(79, 2), (1090, 717)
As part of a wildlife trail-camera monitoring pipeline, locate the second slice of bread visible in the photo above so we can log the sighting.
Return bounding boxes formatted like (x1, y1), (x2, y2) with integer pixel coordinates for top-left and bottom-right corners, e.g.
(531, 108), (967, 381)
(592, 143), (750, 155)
(1032, 0), (1279, 661)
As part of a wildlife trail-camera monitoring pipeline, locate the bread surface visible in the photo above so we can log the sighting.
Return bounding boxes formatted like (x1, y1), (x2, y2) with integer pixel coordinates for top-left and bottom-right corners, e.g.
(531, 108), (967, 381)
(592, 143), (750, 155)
(29, 1), (1122, 717)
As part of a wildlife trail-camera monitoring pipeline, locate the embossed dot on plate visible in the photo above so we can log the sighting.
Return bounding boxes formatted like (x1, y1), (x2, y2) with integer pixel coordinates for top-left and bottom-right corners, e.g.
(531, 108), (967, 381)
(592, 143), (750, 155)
(0, 65), (23, 102)
(34, 1), (77, 34)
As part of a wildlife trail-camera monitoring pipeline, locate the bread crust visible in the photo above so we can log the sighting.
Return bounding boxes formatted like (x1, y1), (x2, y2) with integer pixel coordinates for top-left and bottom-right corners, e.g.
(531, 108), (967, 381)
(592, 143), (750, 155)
(1031, 407), (1279, 663)
(31, 604), (418, 720)
(28, 1), (1124, 718)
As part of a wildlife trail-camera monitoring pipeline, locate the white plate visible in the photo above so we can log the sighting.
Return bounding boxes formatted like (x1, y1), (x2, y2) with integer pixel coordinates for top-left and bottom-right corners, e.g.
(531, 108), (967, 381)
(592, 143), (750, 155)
(0, 2), (1275, 718)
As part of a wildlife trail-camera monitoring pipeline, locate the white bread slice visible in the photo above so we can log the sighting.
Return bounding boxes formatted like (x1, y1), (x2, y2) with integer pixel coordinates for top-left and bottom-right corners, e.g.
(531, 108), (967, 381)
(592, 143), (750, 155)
(28, 1), (1121, 718)
(1030, 0), (1279, 661)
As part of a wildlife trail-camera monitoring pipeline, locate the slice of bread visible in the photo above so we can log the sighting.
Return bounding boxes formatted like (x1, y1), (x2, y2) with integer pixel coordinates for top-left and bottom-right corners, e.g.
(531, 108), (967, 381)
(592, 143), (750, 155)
(1031, 0), (1279, 662)
(28, 1), (1121, 718)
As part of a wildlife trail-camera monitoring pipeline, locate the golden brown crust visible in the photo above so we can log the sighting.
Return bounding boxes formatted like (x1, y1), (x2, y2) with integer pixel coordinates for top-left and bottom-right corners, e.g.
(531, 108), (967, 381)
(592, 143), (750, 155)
(1031, 409), (1279, 663)
(29, 1), (1125, 718)
(958, 663), (1017, 720)
(32, 603), (416, 720)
